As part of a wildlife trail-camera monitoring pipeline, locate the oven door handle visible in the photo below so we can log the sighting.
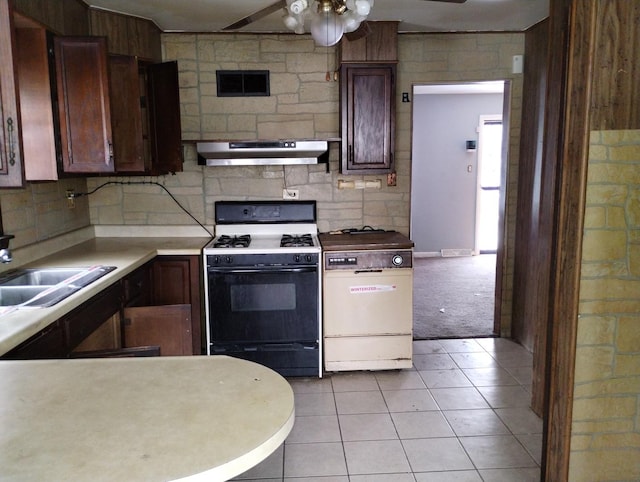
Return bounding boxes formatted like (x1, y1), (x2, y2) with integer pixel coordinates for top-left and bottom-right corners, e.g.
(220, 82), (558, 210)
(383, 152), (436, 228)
(208, 266), (317, 274)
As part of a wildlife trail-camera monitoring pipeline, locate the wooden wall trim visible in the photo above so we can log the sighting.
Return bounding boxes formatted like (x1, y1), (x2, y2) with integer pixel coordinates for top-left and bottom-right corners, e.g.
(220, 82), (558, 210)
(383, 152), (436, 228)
(543, 0), (596, 480)
(494, 80), (511, 337)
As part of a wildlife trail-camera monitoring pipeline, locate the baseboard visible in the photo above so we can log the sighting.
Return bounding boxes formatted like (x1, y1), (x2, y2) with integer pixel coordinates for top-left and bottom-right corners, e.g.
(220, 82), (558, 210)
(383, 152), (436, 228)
(441, 248), (473, 257)
(414, 252), (440, 258)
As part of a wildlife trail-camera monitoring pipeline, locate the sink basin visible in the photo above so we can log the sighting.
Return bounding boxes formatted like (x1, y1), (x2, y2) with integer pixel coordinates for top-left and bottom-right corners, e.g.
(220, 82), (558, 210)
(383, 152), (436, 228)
(0, 266), (117, 308)
(0, 268), (90, 286)
(0, 286), (50, 306)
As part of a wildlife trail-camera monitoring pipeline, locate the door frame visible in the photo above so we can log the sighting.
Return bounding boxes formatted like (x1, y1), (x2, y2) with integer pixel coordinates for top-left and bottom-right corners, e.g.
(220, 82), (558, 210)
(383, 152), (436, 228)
(409, 80), (511, 338)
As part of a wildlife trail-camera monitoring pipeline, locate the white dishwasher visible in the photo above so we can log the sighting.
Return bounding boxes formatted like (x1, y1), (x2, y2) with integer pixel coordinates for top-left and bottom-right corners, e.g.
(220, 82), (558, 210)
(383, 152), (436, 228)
(319, 231), (414, 372)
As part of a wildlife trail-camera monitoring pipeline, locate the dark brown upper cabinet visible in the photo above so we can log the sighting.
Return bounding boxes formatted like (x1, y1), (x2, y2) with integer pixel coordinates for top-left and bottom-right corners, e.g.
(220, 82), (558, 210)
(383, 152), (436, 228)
(340, 63), (396, 174)
(109, 56), (183, 175)
(53, 36), (114, 174)
(339, 21), (398, 63)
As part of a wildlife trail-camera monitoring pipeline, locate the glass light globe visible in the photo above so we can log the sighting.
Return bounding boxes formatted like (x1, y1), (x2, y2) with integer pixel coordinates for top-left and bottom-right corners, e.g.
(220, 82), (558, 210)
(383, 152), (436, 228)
(342, 12), (360, 33)
(355, 0), (371, 17)
(310, 10), (345, 46)
(283, 14), (299, 31)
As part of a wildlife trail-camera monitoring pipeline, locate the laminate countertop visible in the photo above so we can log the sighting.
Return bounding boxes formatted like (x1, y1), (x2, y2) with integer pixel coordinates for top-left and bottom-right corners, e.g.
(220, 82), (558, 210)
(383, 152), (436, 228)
(0, 355), (294, 481)
(0, 236), (210, 356)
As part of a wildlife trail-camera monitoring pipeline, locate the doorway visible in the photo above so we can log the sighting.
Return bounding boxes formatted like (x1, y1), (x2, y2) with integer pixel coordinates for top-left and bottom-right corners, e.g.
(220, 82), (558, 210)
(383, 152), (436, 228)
(410, 81), (509, 339)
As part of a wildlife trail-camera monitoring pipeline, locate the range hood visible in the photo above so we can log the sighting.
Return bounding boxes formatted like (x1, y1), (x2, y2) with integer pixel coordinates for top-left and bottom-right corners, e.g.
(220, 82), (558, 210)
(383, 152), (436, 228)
(197, 140), (329, 166)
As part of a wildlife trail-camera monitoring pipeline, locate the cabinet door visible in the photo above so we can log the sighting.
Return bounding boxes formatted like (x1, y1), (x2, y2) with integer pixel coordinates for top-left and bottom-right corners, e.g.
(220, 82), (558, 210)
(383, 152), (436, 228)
(0, 0), (24, 187)
(147, 61), (182, 174)
(123, 304), (192, 356)
(109, 55), (146, 173)
(53, 36), (114, 174)
(340, 64), (395, 174)
(16, 26), (58, 180)
(153, 256), (202, 355)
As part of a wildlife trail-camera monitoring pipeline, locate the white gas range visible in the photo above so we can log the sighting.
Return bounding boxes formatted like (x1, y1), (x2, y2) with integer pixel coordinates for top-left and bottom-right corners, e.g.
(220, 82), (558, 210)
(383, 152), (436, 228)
(202, 201), (322, 378)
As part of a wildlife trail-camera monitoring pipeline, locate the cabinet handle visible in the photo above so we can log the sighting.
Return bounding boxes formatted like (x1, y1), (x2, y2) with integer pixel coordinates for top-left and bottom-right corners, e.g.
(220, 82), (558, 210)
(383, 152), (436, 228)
(108, 143), (114, 163)
(349, 145), (354, 163)
(6, 117), (16, 166)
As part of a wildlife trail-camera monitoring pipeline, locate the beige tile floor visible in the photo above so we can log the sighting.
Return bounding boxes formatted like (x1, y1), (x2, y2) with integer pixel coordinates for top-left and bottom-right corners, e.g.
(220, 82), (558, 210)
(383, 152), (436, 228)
(234, 338), (542, 482)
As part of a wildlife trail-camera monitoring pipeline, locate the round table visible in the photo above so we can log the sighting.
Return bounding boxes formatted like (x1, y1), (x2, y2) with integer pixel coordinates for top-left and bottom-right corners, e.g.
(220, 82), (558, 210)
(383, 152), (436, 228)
(0, 355), (294, 481)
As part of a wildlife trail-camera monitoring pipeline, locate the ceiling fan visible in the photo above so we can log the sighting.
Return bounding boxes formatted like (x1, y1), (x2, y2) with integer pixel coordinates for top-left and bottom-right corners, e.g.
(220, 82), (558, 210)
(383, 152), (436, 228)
(223, 0), (468, 34)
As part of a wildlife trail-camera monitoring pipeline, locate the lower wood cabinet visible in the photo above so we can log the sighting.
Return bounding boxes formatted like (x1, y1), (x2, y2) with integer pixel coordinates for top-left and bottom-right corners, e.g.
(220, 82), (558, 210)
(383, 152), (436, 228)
(121, 255), (201, 355)
(2, 320), (66, 359)
(152, 256), (202, 355)
(2, 255), (203, 360)
(3, 282), (122, 359)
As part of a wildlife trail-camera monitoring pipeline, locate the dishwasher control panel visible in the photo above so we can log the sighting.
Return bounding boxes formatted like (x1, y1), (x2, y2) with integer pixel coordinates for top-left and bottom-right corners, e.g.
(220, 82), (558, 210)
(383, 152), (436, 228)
(324, 250), (413, 270)
(327, 256), (358, 267)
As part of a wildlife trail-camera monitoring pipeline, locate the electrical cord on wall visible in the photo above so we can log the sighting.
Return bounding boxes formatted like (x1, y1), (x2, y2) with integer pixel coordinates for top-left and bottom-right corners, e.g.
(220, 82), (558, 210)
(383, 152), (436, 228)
(71, 180), (214, 238)
(281, 165), (297, 198)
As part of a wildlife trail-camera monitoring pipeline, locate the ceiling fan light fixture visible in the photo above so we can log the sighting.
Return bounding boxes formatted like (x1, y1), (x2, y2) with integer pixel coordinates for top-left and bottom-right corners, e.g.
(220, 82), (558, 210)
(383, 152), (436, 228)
(283, 0), (373, 46)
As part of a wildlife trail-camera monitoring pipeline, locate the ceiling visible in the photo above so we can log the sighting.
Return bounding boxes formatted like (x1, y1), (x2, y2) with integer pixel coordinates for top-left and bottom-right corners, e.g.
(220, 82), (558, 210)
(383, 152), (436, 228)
(84, 0), (548, 34)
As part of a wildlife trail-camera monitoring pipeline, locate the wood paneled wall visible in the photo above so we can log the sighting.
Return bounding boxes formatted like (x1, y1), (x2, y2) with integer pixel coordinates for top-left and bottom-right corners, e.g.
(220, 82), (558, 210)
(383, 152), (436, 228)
(12, 0), (89, 35)
(590, 2), (640, 130)
(512, 19), (550, 417)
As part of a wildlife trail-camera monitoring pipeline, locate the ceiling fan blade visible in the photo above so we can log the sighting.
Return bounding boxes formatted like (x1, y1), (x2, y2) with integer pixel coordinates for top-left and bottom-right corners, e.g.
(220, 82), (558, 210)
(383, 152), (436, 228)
(223, 0), (287, 31)
(345, 21), (372, 42)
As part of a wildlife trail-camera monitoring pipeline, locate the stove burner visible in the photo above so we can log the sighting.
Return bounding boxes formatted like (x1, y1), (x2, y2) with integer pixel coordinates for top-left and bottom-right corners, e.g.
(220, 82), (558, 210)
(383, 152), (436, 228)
(281, 234), (314, 248)
(213, 234), (251, 248)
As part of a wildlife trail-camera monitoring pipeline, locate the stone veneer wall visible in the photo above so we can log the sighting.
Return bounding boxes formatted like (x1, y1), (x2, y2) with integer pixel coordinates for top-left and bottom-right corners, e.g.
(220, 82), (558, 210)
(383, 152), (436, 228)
(0, 178), (90, 251)
(569, 130), (640, 480)
(86, 31), (523, 332)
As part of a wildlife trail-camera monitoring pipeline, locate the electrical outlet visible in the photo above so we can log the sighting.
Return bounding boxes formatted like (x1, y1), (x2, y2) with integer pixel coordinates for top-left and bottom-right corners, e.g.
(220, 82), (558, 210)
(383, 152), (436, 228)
(66, 189), (75, 209)
(282, 189), (299, 200)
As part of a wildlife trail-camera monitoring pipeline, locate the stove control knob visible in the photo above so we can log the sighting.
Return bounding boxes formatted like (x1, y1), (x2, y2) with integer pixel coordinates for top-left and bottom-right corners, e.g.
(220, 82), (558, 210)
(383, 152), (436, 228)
(212, 256), (220, 265)
(294, 255), (301, 263)
(305, 254), (313, 263)
(392, 254), (404, 267)
(225, 256), (233, 264)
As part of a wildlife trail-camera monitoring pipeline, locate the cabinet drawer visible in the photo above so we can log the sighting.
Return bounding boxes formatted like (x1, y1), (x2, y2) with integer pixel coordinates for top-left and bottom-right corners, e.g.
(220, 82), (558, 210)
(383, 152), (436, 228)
(63, 283), (122, 350)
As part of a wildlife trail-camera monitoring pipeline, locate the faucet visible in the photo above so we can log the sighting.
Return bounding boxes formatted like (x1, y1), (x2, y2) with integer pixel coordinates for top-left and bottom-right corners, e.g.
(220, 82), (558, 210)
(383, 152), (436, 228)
(0, 234), (14, 263)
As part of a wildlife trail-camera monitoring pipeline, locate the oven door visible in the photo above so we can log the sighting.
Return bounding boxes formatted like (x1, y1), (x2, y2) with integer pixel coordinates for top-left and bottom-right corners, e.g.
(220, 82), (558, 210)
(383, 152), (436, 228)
(207, 264), (319, 344)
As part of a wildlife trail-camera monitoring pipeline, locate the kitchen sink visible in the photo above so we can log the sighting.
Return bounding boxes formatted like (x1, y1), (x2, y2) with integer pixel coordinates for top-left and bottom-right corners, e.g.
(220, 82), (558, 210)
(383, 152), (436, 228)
(0, 266), (117, 308)
(1, 268), (91, 286)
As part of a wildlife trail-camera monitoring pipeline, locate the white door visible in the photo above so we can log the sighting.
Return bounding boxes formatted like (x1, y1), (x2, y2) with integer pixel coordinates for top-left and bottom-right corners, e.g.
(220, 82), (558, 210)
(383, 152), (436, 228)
(475, 115), (503, 254)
